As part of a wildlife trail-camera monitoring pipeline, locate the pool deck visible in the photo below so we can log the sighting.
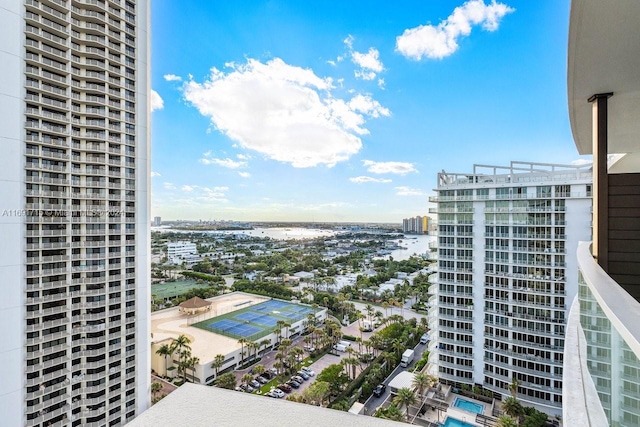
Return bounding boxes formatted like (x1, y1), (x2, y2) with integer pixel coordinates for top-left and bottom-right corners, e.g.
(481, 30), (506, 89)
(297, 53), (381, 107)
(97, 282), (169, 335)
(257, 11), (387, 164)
(151, 292), (271, 361)
(412, 387), (492, 426)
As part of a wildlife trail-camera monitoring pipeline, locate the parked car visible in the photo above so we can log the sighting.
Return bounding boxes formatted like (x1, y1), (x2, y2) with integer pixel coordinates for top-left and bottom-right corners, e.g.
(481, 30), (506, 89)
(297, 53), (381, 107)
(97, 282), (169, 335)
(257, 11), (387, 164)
(234, 386), (244, 392)
(297, 371), (310, 380)
(261, 371), (273, 380)
(265, 390), (277, 398)
(373, 384), (386, 397)
(292, 375), (305, 383)
(250, 380), (261, 389)
(269, 367), (278, 375)
(256, 376), (268, 384)
(271, 388), (285, 398)
(245, 385), (255, 393)
(303, 345), (316, 352)
(287, 380), (300, 389)
(301, 367), (315, 376)
(277, 383), (292, 393)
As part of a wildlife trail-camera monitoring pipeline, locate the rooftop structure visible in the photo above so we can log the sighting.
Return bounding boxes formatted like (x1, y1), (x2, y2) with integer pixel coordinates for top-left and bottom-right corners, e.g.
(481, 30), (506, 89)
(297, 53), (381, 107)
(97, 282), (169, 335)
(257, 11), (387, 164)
(150, 292), (327, 385)
(0, 0), (151, 425)
(428, 161), (592, 416)
(563, 1), (640, 425)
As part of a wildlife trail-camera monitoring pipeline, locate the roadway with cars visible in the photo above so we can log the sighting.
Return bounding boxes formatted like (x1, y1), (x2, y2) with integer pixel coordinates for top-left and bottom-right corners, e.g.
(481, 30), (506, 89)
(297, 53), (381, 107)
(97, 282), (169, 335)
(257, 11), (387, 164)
(361, 340), (430, 416)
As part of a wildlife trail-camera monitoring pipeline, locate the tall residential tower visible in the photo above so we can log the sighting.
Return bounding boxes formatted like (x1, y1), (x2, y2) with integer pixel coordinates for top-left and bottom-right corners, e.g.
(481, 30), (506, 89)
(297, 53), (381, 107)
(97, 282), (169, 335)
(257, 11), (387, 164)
(427, 161), (592, 416)
(0, 0), (151, 425)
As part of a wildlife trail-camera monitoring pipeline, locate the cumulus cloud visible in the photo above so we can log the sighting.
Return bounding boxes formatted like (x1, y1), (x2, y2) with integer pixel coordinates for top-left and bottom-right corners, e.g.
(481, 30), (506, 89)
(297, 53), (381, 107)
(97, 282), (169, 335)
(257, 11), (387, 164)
(352, 47), (384, 81)
(363, 160), (418, 175)
(150, 89), (164, 111)
(163, 182), (176, 190)
(164, 74), (182, 82)
(349, 176), (392, 184)
(395, 186), (426, 196)
(181, 185), (195, 192)
(183, 58), (390, 168)
(396, 0), (514, 60)
(151, 171), (161, 177)
(238, 172), (251, 178)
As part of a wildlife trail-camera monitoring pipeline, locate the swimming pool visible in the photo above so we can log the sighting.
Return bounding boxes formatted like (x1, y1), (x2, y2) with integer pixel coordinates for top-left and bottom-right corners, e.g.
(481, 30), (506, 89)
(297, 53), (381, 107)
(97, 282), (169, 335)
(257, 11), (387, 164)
(453, 397), (485, 414)
(440, 417), (476, 427)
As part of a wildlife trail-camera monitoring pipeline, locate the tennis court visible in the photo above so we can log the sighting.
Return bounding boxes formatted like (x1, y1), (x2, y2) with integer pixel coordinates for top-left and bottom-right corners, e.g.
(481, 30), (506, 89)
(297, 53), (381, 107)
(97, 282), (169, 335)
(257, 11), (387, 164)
(207, 319), (262, 338)
(192, 298), (319, 341)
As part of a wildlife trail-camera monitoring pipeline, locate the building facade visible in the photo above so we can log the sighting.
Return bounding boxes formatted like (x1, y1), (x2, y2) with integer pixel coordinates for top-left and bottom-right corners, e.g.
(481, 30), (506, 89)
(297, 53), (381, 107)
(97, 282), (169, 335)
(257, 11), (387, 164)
(166, 241), (197, 261)
(0, 0), (151, 425)
(402, 215), (430, 234)
(563, 1), (640, 426)
(427, 161), (592, 415)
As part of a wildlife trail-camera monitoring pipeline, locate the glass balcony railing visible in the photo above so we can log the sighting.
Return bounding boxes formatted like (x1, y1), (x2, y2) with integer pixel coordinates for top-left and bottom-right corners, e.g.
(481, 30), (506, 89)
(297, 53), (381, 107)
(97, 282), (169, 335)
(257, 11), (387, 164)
(564, 242), (640, 427)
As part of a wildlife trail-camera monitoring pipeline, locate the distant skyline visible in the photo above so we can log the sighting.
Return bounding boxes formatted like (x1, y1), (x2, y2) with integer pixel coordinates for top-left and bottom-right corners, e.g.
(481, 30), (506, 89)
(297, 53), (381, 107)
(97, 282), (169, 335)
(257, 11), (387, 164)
(150, 0), (589, 222)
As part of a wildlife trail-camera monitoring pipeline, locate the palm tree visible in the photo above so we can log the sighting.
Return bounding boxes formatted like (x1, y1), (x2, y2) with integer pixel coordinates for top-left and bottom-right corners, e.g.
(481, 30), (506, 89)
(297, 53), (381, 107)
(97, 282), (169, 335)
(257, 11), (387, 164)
(242, 373), (254, 388)
(497, 415), (518, 427)
(393, 387), (418, 420)
(151, 381), (163, 399)
(252, 364), (266, 377)
(275, 320), (286, 344)
(501, 396), (524, 419)
(211, 354), (225, 378)
(188, 356), (200, 382)
(237, 338), (248, 365)
(259, 339), (271, 355)
(412, 372), (431, 397)
(365, 303), (375, 323)
(171, 334), (191, 356)
(155, 343), (172, 375)
(508, 376), (520, 400)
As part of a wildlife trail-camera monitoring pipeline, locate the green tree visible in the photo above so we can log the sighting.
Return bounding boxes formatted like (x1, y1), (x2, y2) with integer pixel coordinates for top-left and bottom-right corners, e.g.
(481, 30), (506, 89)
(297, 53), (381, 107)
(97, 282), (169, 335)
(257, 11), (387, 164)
(155, 343), (173, 375)
(316, 363), (350, 395)
(412, 372), (433, 397)
(502, 396), (524, 419)
(237, 338), (248, 365)
(509, 376), (521, 399)
(393, 387), (418, 420)
(211, 354), (225, 378)
(215, 372), (237, 390)
(497, 415), (518, 427)
(151, 382), (163, 399)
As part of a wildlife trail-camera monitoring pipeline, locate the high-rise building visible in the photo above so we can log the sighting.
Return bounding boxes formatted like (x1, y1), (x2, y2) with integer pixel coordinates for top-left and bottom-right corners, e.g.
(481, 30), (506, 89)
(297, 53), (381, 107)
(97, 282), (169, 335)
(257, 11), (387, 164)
(427, 161), (592, 416)
(402, 215), (430, 234)
(0, 1), (151, 425)
(152, 216), (160, 226)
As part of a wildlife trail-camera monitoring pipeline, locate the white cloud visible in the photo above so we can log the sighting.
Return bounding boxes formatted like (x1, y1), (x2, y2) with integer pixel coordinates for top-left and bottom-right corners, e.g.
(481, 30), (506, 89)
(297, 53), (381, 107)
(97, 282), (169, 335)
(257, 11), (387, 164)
(150, 89), (164, 111)
(395, 186), (426, 196)
(363, 160), (418, 175)
(377, 78), (385, 89)
(343, 35), (354, 49)
(183, 58), (390, 168)
(396, 0), (514, 60)
(199, 157), (247, 169)
(326, 60), (337, 66)
(163, 74), (182, 82)
(181, 185), (195, 192)
(163, 182), (176, 190)
(151, 171), (161, 178)
(349, 176), (392, 184)
(238, 172), (251, 178)
(352, 47), (384, 81)
(236, 153), (250, 160)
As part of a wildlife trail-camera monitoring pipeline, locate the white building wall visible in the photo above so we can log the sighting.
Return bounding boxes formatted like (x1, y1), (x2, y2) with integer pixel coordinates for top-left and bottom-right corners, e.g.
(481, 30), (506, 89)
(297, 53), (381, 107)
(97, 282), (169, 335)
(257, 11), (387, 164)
(0, 3), (26, 426)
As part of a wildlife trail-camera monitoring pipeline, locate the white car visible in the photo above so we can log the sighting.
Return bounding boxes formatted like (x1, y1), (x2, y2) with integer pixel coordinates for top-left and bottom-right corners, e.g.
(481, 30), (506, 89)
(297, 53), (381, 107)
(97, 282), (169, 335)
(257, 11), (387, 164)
(301, 367), (315, 376)
(271, 388), (285, 398)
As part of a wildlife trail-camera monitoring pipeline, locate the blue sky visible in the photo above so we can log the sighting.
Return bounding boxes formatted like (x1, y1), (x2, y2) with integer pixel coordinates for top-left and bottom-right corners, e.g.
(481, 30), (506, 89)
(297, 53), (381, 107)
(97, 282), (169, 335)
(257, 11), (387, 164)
(150, 0), (587, 222)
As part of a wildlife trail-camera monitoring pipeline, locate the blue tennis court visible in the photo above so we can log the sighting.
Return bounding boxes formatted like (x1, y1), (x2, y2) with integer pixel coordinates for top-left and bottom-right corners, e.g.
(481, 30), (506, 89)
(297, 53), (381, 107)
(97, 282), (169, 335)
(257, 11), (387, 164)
(253, 315), (279, 327)
(208, 319), (262, 337)
(235, 311), (262, 322)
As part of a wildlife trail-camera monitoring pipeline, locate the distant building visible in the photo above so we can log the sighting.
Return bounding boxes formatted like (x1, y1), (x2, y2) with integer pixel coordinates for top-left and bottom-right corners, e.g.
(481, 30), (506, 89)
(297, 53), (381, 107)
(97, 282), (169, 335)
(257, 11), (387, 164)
(167, 241), (197, 262)
(402, 215), (430, 234)
(153, 216), (162, 226)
